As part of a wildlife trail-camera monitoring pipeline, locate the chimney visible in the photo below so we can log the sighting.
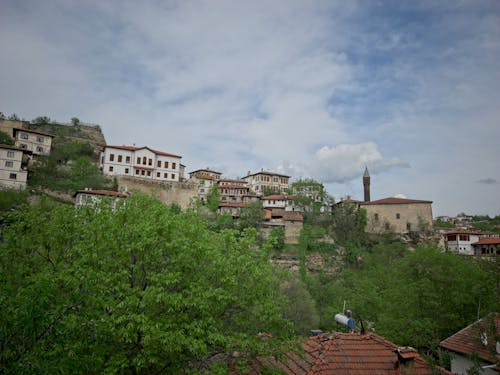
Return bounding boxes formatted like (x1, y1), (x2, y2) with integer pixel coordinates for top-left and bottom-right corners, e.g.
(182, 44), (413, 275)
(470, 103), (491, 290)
(394, 347), (418, 374)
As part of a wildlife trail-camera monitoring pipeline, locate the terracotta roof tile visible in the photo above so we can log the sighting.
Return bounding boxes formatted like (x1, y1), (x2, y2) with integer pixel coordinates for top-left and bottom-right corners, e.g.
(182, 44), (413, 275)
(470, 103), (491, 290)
(105, 145), (181, 158)
(471, 237), (500, 245)
(264, 195), (294, 200)
(360, 197), (433, 205)
(440, 313), (500, 364)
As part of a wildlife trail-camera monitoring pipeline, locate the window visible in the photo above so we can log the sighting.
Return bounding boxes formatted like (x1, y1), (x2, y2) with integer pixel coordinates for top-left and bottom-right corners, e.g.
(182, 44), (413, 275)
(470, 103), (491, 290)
(396, 213), (400, 219)
(19, 144), (27, 149)
(109, 166), (114, 172)
(147, 171), (151, 176)
(142, 156), (147, 165)
(374, 213), (379, 221)
(406, 223), (411, 231)
(36, 146), (44, 153)
(125, 168), (129, 174)
(164, 161), (169, 168)
(156, 172), (160, 177)
(125, 156), (130, 163)
(164, 173), (168, 178)
(118, 155), (122, 163)
(459, 235), (469, 241)
(137, 157), (141, 164)
(141, 170), (145, 176)
(5, 161), (13, 168)
(171, 173), (175, 179)
(172, 162), (176, 170)
(9, 173), (16, 180)
(7, 151), (15, 158)
(20, 133), (28, 140)
(101, 156), (104, 164)
(37, 136), (44, 142)
(447, 235), (457, 241)
(157, 160), (161, 167)
(109, 154), (115, 162)
(148, 158), (152, 166)
(135, 169), (140, 175)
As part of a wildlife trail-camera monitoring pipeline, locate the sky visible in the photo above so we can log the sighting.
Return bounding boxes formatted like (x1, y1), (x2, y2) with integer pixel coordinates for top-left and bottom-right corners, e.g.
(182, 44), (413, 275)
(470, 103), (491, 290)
(1, 0), (499, 217)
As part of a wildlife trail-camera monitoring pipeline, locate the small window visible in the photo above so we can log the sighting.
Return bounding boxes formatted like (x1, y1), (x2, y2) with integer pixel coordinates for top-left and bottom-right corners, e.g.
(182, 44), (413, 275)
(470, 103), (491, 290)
(147, 171), (151, 176)
(19, 144), (27, 149)
(148, 158), (152, 166)
(406, 223), (411, 231)
(7, 151), (15, 158)
(36, 146), (44, 153)
(374, 213), (379, 221)
(396, 213), (400, 219)
(118, 155), (122, 163)
(125, 156), (130, 163)
(164, 161), (169, 168)
(125, 168), (129, 174)
(136, 157), (141, 164)
(141, 170), (145, 176)
(109, 154), (115, 162)
(9, 173), (16, 180)
(135, 169), (140, 175)
(157, 160), (161, 167)
(37, 136), (44, 142)
(172, 162), (176, 170)
(5, 161), (13, 167)
(109, 166), (114, 172)
(156, 172), (160, 178)
(142, 156), (147, 165)
(20, 133), (28, 140)
(171, 173), (175, 179)
(164, 173), (168, 178)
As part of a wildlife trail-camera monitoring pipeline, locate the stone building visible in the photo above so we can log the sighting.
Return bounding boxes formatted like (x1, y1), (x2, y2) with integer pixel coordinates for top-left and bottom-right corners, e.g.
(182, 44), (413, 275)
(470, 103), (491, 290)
(0, 144), (28, 189)
(242, 170), (289, 196)
(13, 127), (53, 156)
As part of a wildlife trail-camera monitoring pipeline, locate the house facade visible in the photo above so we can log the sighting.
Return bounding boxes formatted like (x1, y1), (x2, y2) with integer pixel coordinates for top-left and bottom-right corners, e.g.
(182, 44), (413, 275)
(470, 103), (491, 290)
(100, 145), (182, 182)
(471, 237), (500, 256)
(0, 144), (28, 189)
(262, 194), (297, 212)
(360, 197), (433, 234)
(188, 169), (222, 202)
(13, 128), (53, 156)
(444, 230), (500, 255)
(242, 170), (289, 196)
(218, 179), (251, 204)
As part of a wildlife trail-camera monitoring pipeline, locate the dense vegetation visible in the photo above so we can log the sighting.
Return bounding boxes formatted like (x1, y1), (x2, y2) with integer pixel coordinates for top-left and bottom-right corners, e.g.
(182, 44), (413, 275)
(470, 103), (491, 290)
(0, 195), (293, 374)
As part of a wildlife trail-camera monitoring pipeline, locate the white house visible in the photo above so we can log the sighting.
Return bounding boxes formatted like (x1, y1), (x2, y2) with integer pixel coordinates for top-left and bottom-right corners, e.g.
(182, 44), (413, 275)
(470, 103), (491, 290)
(74, 189), (129, 209)
(100, 145), (182, 182)
(13, 128), (53, 156)
(444, 230), (500, 255)
(262, 194), (298, 212)
(188, 168), (222, 202)
(241, 170), (289, 196)
(0, 144), (28, 189)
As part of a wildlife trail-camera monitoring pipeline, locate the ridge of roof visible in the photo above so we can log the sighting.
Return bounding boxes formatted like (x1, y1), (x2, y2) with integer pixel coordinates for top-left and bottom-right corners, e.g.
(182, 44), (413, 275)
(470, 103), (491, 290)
(105, 145), (181, 158)
(361, 197), (433, 205)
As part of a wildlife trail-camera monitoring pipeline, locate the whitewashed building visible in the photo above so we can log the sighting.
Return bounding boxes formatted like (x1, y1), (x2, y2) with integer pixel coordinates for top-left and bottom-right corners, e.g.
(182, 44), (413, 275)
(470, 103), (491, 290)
(242, 170), (289, 196)
(0, 144), (28, 189)
(262, 194), (298, 212)
(74, 189), (129, 209)
(445, 230), (500, 255)
(100, 145), (182, 182)
(13, 128), (53, 156)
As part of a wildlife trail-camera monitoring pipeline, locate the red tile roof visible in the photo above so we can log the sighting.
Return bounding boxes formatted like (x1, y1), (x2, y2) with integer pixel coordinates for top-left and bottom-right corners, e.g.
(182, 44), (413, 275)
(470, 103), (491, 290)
(13, 127), (54, 137)
(105, 145), (181, 158)
(269, 209), (303, 222)
(243, 170), (290, 178)
(361, 197), (433, 205)
(252, 332), (451, 375)
(264, 195), (294, 200)
(74, 189), (129, 198)
(471, 237), (500, 245)
(440, 313), (500, 365)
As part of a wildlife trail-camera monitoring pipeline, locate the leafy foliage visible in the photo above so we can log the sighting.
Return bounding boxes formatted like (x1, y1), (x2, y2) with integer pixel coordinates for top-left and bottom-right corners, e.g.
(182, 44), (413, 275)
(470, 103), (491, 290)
(206, 184), (221, 212)
(330, 203), (367, 245)
(238, 200), (264, 231)
(0, 130), (14, 145)
(0, 195), (293, 374)
(0, 189), (30, 214)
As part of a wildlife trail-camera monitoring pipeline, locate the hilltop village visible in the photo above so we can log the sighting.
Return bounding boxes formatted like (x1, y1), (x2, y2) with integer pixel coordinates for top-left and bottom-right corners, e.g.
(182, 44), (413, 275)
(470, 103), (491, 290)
(0, 115), (499, 375)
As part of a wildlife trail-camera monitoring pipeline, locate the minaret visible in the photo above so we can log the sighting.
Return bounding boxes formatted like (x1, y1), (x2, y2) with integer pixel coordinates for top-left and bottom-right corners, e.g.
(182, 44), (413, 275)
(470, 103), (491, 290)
(363, 166), (370, 202)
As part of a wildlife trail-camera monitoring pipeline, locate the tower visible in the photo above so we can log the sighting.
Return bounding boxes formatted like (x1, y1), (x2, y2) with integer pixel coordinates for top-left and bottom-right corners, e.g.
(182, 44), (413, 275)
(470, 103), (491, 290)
(363, 166), (370, 202)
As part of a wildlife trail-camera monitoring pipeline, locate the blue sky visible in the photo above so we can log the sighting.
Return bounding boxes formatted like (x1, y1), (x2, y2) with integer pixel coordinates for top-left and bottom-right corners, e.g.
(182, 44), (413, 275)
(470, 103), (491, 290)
(1, 0), (499, 216)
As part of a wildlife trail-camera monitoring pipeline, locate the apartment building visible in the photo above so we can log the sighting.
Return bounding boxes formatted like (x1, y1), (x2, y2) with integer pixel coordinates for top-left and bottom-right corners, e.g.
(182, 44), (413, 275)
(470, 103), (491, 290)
(100, 145), (182, 182)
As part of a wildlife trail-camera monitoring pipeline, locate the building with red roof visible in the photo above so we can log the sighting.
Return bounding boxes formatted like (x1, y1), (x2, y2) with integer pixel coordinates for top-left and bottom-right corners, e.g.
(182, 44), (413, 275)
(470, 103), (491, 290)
(245, 331), (451, 374)
(99, 145), (183, 182)
(359, 197), (434, 234)
(440, 313), (500, 374)
(471, 237), (500, 256)
(13, 127), (54, 156)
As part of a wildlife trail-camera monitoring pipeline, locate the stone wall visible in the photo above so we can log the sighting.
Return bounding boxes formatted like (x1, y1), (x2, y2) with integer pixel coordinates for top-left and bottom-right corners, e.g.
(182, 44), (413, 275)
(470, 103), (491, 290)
(117, 176), (198, 210)
(363, 202), (433, 234)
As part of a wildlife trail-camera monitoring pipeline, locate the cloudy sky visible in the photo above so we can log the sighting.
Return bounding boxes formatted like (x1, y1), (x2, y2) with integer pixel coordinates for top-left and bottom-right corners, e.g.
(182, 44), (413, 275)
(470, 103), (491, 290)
(1, 0), (499, 216)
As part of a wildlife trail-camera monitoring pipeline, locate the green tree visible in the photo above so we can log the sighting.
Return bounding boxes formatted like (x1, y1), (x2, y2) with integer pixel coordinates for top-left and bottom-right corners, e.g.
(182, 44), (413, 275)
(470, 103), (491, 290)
(70, 117), (80, 126)
(32, 116), (51, 125)
(290, 178), (328, 213)
(0, 130), (14, 145)
(0, 195), (293, 374)
(238, 200), (264, 231)
(330, 202), (367, 245)
(206, 184), (221, 212)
